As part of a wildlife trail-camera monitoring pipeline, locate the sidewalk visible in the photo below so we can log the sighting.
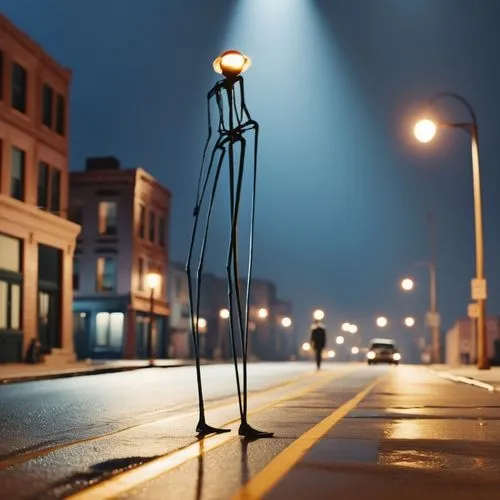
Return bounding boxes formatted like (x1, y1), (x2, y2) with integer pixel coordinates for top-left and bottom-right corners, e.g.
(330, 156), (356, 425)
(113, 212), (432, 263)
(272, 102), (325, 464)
(429, 364), (500, 391)
(0, 358), (195, 385)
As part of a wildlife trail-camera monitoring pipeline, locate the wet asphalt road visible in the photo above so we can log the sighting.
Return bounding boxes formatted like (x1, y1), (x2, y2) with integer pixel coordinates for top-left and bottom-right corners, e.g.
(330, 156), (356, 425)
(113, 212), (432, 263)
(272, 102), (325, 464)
(1, 362), (500, 499)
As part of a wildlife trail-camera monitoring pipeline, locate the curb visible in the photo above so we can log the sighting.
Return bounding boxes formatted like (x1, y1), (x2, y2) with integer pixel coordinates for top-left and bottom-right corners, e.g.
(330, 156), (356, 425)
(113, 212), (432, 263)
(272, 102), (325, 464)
(429, 368), (496, 392)
(0, 362), (195, 386)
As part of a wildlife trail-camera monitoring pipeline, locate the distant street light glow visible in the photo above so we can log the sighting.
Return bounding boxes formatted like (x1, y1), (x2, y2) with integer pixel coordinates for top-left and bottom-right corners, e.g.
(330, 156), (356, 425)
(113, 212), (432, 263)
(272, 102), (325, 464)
(401, 278), (415, 291)
(258, 308), (269, 319)
(313, 309), (325, 321)
(349, 324), (358, 334)
(351, 346), (359, 355)
(404, 316), (416, 328)
(219, 308), (230, 319)
(341, 322), (351, 332)
(281, 317), (292, 328)
(414, 118), (437, 143)
(328, 350), (336, 358)
(302, 342), (311, 352)
(376, 316), (388, 328)
(336, 336), (344, 345)
(198, 317), (207, 329)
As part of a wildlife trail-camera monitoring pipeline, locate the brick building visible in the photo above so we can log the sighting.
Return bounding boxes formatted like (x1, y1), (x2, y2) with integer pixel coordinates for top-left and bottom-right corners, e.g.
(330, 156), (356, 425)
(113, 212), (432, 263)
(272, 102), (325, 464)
(0, 15), (80, 363)
(70, 157), (171, 359)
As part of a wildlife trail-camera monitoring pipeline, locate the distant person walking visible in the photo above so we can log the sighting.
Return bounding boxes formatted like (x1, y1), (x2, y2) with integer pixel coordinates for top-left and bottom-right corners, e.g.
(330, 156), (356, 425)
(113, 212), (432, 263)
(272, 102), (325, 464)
(310, 320), (326, 369)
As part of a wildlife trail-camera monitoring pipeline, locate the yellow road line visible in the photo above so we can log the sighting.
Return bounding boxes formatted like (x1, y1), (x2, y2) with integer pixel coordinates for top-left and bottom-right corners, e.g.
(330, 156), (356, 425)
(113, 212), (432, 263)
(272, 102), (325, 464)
(231, 374), (385, 500)
(68, 368), (360, 500)
(0, 368), (327, 471)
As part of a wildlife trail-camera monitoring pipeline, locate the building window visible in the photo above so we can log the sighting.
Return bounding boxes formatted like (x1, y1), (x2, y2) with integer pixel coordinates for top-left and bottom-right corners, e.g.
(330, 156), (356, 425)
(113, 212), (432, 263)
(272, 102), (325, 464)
(0, 51), (4, 100)
(42, 84), (53, 128)
(149, 211), (155, 243)
(0, 234), (21, 273)
(50, 169), (61, 213)
(139, 205), (145, 238)
(96, 256), (116, 292)
(0, 281), (21, 330)
(73, 257), (80, 291)
(95, 312), (123, 348)
(98, 201), (117, 235)
(12, 62), (27, 114)
(138, 258), (144, 291)
(56, 94), (65, 135)
(158, 216), (165, 247)
(70, 203), (83, 225)
(37, 162), (49, 209)
(10, 147), (25, 201)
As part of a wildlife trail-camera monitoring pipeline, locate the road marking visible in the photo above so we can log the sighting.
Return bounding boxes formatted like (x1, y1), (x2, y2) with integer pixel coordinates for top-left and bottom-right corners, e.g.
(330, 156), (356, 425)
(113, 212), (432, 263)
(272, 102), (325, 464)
(231, 374), (385, 500)
(431, 369), (496, 392)
(67, 368), (359, 500)
(0, 368), (330, 471)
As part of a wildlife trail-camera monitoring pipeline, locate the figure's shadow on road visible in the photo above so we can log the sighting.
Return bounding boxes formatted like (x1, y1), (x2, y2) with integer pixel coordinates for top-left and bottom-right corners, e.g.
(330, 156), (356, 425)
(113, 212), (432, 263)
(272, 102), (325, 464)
(38, 455), (162, 500)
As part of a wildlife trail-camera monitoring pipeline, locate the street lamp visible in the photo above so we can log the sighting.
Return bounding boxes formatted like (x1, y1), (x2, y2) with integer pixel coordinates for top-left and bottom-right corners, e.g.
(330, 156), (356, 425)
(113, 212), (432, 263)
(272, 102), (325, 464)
(302, 342), (311, 352)
(213, 50), (252, 78)
(351, 346), (359, 355)
(348, 324), (358, 334)
(258, 307), (269, 319)
(146, 271), (161, 366)
(376, 316), (388, 328)
(404, 316), (415, 328)
(401, 278), (415, 291)
(281, 317), (292, 328)
(220, 308), (230, 319)
(327, 350), (336, 359)
(341, 322), (351, 332)
(313, 309), (325, 321)
(336, 336), (344, 345)
(414, 92), (489, 370)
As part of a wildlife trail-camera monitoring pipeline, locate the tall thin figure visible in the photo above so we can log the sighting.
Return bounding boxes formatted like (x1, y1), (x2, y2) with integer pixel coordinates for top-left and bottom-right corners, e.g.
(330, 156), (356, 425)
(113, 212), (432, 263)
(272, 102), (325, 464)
(186, 50), (273, 439)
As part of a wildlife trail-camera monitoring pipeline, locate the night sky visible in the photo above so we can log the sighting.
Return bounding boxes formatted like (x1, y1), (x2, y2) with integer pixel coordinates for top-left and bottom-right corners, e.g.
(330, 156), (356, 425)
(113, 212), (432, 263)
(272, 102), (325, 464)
(4, 0), (500, 355)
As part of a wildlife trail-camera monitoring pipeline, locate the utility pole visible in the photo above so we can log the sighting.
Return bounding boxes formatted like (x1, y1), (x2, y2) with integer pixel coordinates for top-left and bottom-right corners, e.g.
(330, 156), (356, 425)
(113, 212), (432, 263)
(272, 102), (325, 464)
(427, 212), (441, 364)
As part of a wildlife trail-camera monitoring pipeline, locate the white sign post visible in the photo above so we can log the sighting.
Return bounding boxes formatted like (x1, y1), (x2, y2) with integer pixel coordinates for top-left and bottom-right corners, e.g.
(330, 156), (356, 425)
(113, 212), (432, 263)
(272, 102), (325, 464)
(467, 302), (479, 319)
(471, 278), (487, 300)
(425, 311), (441, 328)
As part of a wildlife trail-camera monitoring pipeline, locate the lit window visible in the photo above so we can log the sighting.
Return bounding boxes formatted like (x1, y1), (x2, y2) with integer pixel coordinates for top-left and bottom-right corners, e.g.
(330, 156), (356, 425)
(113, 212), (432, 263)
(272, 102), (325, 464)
(98, 201), (117, 235)
(95, 312), (123, 348)
(96, 256), (116, 292)
(0, 280), (21, 330)
(138, 258), (144, 291)
(0, 234), (21, 273)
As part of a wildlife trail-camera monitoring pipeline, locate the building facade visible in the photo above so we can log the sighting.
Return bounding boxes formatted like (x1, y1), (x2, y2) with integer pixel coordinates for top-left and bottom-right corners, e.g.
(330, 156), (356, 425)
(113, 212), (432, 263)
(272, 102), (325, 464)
(445, 317), (500, 366)
(70, 157), (171, 359)
(167, 261), (190, 358)
(0, 15), (80, 364)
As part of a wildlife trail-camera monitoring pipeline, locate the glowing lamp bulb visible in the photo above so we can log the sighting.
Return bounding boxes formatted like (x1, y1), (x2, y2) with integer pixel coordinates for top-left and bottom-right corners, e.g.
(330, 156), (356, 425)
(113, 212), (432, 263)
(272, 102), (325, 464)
(213, 50), (252, 78)
(414, 119), (437, 143)
(405, 317), (416, 328)
(401, 278), (415, 291)
(219, 308), (230, 319)
(313, 309), (325, 321)
(281, 317), (292, 328)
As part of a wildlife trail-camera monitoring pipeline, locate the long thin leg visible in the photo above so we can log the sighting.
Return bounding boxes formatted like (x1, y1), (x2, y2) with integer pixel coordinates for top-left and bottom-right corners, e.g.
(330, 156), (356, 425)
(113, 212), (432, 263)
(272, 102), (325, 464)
(186, 137), (230, 436)
(239, 121), (273, 439)
(226, 136), (244, 420)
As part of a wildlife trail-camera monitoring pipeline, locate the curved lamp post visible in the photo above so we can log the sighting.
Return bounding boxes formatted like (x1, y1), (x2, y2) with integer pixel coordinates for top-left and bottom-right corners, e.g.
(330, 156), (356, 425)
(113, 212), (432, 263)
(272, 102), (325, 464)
(146, 271), (161, 367)
(414, 92), (489, 370)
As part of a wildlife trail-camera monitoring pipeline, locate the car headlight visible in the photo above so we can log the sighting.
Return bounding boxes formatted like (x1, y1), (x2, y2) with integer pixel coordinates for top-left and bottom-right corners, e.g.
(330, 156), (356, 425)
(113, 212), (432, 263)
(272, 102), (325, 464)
(393, 353), (401, 361)
(367, 351), (376, 360)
